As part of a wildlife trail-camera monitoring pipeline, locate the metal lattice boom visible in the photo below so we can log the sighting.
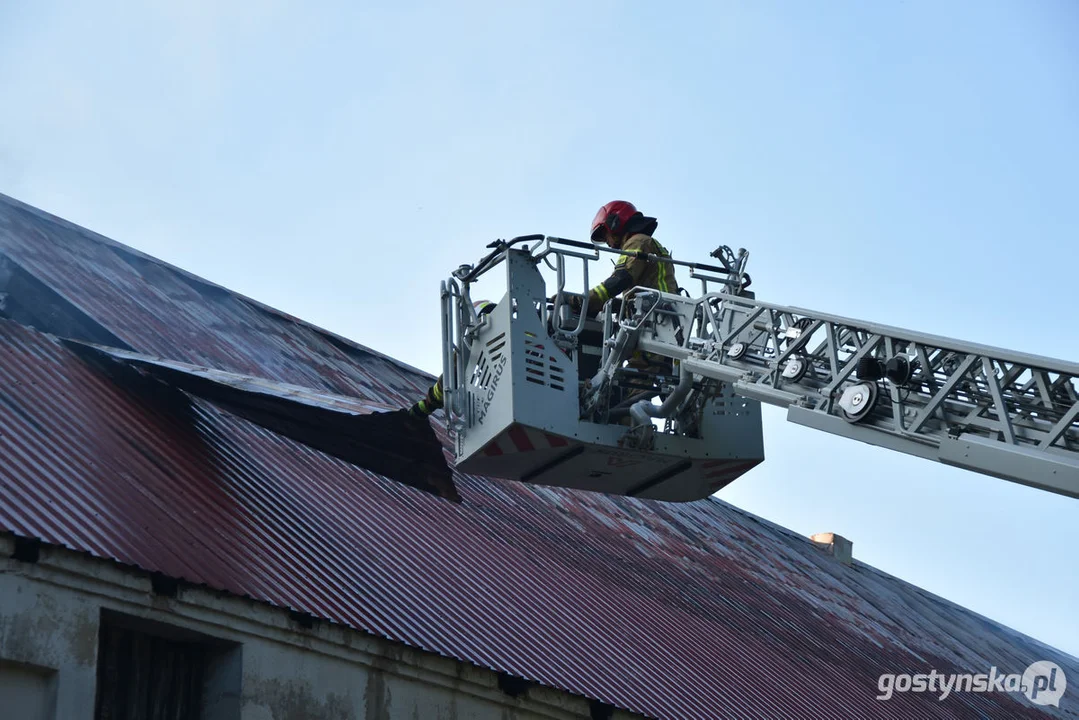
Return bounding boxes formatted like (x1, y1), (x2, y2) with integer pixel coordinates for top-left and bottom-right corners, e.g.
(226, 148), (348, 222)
(622, 290), (1079, 498)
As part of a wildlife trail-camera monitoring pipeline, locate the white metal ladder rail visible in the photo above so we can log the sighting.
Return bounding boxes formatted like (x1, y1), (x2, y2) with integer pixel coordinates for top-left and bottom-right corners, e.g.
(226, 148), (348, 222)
(620, 291), (1079, 498)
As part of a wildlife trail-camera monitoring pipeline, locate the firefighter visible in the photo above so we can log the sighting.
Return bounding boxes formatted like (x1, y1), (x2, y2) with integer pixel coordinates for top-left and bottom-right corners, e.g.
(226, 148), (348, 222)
(409, 201), (678, 421)
(577, 200), (680, 378)
(583, 200), (679, 315)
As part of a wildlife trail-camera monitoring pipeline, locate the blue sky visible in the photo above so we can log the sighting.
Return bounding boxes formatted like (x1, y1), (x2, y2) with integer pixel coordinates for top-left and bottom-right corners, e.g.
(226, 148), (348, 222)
(2, 1), (1077, 658)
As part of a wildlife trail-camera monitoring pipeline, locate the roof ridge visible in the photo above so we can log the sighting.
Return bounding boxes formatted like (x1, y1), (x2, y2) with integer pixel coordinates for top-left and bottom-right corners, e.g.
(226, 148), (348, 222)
(0, 192), (436, 382)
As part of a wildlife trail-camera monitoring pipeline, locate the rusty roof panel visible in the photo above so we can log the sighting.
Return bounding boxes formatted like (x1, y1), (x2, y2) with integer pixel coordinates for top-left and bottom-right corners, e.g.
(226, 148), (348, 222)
(65, 341), (459, 501)
(0, 193), (1076, 720)
(0, 195), (424, 405)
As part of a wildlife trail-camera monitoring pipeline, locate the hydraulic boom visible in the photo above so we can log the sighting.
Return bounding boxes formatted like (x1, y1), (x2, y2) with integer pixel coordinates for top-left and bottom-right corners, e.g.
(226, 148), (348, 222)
(439, 237), (1078, 501)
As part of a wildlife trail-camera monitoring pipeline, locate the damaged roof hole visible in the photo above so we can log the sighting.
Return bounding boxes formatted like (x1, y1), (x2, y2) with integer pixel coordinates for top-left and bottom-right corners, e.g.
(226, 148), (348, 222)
(288, 609), (318, 630)
(589, 700), (615, 720)
(11, 536), (41, 563)
(497, 672), (531, 698)
(150, 572), (180, 598)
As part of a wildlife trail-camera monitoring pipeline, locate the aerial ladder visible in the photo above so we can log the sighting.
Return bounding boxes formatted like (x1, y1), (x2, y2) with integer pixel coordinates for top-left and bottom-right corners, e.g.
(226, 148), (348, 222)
(73, 234), (1078, 503)
(439, 236), (1079, 502)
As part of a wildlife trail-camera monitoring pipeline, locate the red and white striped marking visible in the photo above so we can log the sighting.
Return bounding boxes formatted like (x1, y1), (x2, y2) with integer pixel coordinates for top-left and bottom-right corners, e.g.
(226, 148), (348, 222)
(481, 424), (570, 456)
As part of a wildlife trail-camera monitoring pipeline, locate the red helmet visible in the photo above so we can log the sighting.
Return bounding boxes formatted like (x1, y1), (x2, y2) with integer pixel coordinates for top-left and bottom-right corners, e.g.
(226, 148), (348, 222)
(591, 200), (640, 243)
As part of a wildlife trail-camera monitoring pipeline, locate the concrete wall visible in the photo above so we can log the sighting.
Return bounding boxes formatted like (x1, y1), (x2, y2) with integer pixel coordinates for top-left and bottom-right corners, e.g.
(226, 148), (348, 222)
(0, 660), (58, 720)
(0, 537), (641, 720)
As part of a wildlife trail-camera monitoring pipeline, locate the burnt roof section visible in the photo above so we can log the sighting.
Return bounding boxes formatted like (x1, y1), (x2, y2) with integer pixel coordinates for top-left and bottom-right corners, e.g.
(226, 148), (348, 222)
(0, 192), (1076, 720)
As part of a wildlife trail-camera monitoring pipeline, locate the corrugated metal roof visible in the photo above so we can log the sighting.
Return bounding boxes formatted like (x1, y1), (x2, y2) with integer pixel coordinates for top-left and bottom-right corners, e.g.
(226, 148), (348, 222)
(67, 341), (460, 500)
(0, 194), (424, 404)
(1, 192), (1076, 719)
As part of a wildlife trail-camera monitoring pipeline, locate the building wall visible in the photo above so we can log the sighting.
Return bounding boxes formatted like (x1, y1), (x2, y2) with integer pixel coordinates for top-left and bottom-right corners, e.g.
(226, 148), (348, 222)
(0, 537), (639, 720)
